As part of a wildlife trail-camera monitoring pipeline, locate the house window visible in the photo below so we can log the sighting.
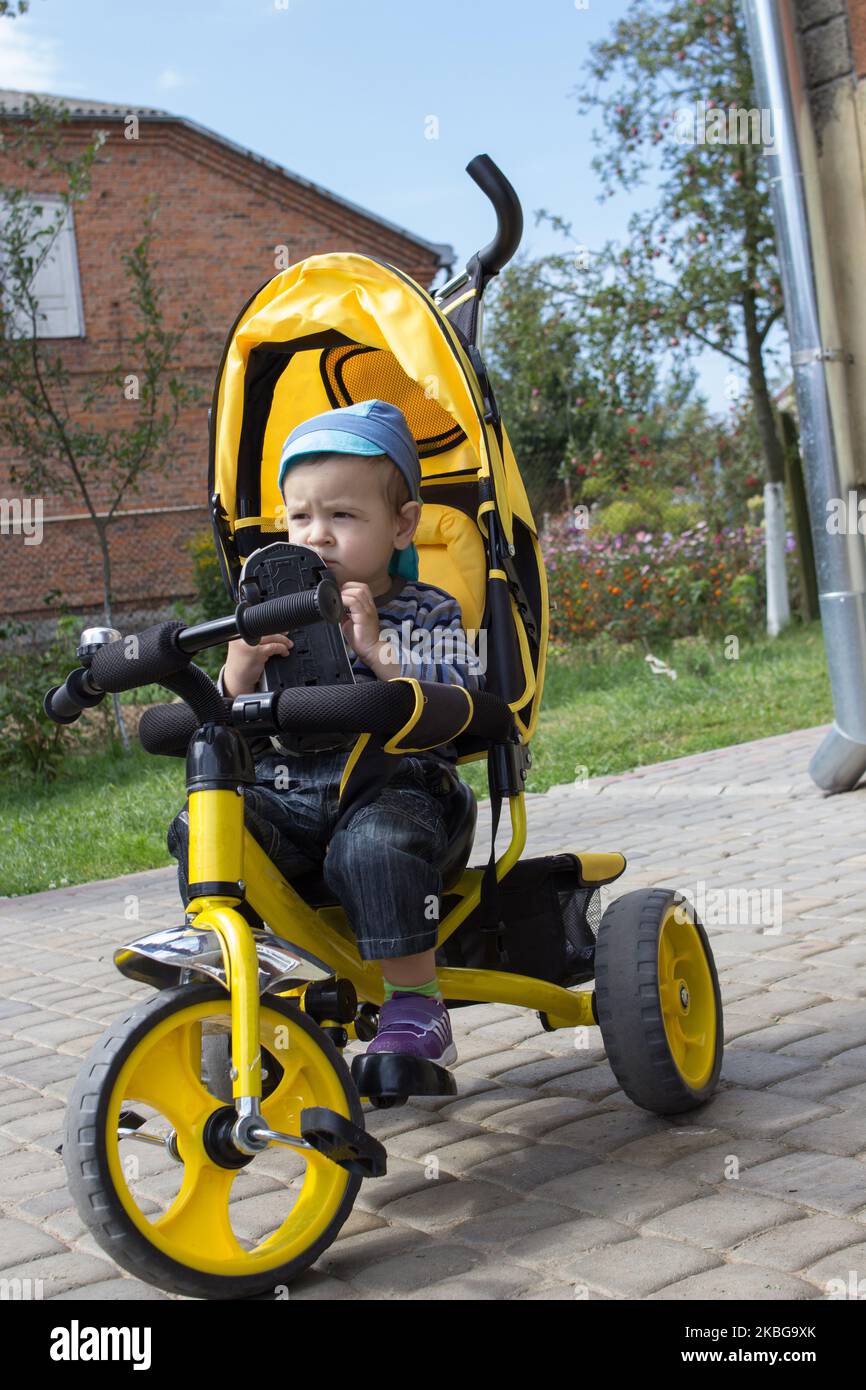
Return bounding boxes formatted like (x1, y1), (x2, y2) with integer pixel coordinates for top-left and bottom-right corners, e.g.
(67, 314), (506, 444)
(1, 196), (85, 339)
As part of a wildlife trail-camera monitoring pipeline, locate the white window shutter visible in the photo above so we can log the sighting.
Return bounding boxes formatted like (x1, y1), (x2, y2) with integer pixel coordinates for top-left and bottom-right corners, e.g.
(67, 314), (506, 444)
(30, 199), (85, 338)
(1, 197), (85, 339)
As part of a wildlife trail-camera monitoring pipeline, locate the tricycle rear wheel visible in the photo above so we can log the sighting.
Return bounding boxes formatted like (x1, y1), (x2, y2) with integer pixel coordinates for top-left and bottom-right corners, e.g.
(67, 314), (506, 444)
(594, 887), (723, 1115)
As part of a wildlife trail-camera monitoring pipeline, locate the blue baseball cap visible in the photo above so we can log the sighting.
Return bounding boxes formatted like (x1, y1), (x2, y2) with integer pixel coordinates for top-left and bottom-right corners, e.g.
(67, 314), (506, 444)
(277, 400), (421, 580)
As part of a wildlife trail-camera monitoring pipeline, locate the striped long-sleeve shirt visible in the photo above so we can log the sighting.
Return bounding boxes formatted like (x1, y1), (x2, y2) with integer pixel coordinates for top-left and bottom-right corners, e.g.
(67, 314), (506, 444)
(344, 575), (485, 766)
(351, 576), (485, 690)
(218, 575), (485, 766)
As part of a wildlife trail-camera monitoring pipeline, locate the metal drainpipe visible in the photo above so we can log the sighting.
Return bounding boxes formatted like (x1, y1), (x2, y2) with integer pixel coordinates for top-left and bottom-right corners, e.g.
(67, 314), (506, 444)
(742, 0), (866, 793)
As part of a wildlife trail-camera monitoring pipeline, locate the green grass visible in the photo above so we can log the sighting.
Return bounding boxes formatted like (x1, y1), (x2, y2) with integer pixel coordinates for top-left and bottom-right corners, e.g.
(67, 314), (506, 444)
(1, 743), (188, 899)
(496, 620), (833, 796)
(0, 622), (832, 897)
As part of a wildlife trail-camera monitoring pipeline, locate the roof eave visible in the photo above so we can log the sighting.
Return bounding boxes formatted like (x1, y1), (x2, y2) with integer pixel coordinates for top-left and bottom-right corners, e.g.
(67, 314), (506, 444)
(0, 98), (456, 272)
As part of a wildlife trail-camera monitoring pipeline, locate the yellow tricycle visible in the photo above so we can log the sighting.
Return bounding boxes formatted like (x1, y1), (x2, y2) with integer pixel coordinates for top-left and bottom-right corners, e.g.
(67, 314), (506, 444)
(46, 155), (723, 1300)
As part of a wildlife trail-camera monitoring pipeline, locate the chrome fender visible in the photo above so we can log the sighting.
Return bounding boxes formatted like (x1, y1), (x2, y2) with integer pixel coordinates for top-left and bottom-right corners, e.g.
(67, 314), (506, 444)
(113, 922), (334, 994)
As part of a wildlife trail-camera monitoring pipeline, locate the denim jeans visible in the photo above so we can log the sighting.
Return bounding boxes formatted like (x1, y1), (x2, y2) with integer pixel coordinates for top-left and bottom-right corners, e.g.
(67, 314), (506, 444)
(166, 747), (465, 961)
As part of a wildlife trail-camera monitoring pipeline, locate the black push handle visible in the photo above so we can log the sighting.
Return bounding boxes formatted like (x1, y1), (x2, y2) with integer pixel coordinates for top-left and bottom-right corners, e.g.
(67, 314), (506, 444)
(466, 154), (523, 284)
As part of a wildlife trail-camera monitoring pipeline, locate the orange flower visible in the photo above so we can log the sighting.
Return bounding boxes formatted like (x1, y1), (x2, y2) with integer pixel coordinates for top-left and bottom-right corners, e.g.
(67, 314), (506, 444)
(609, 585), (621, 595)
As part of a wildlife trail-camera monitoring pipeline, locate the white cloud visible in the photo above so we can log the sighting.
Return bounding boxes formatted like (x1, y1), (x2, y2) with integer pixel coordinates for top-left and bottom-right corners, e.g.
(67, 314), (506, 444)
(157, 68), (190, 90)
(0, 18), (62, 91)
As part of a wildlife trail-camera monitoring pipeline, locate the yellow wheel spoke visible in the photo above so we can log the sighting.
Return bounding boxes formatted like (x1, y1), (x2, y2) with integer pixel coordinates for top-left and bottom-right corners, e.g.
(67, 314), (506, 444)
(658, 982), (679, 1015)
(659, 931), (673, 982)
(252, 1146), (342, 1259)
(260, 1053), (307, 1123)
(124, 1020), (214, 1134)
(153, 1152), (245, 1263)
(658, 907), (717, 1091)
(660, 926), (688, 977)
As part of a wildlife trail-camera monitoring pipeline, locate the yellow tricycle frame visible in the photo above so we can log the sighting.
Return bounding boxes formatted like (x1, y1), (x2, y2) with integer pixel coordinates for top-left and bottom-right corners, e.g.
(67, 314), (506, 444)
(184, 777), (603, 1106)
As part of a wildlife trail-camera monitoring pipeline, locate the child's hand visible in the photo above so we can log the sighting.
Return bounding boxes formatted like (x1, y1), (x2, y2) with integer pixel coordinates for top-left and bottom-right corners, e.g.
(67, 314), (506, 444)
(339, 582), (382, 663)
(223, 632), (293, 698)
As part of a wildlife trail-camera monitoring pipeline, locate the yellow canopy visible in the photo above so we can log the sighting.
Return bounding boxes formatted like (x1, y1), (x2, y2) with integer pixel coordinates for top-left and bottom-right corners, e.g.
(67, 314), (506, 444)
(209, 251), (548, 744)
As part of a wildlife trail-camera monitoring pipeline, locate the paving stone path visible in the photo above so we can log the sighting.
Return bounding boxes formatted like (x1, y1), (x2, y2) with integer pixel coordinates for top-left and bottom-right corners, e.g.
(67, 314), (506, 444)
(2, 721), (865, 1300)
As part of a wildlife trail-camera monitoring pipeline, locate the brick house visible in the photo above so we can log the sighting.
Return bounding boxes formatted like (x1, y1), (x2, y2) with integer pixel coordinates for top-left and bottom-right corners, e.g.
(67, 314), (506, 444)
(0, 91), (454, 627)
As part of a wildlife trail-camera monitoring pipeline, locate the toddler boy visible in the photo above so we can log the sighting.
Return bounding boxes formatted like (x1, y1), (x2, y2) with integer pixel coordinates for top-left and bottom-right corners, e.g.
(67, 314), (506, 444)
(167, 399), (484, 1065)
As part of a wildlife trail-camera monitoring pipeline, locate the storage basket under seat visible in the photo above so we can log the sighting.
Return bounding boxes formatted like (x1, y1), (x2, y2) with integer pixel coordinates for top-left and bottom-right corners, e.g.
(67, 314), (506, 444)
(435, 852), (601, 994)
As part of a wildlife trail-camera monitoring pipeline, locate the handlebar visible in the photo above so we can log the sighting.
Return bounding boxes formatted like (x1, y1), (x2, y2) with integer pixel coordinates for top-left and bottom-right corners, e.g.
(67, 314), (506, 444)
(42, 581), (515, 752)
(43, 665), (106, 725)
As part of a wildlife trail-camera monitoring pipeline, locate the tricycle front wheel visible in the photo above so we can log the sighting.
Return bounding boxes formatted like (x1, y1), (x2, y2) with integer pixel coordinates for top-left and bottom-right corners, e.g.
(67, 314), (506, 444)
(63, 982), (363, 1300)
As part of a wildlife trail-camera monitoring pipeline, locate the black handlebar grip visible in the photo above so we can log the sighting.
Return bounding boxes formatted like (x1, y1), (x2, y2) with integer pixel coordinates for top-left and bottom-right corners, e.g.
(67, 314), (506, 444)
(43, 667), (106, 725)
(89, 620), (191, 693)
(138, 702), (196, 756)
(139, 697), (233, 757)
(43, 680), (84, 725)
(271, 680), (514, 741)
(274, 680), (416, 735)
(236, 579), (342, 641)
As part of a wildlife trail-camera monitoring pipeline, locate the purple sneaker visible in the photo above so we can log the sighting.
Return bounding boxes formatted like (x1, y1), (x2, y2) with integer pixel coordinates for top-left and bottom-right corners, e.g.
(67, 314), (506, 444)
(366, 993), (457, 1066)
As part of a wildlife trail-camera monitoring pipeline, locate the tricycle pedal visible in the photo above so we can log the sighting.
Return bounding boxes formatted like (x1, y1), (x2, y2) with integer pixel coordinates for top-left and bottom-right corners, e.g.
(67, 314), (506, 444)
(118, 1107), (149, 1131)
(299, 1106), (387, 1178)
(350, 1052), (457, 1102)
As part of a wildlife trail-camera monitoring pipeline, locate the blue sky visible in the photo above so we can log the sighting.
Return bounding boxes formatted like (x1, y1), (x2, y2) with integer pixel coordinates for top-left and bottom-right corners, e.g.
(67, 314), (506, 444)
(1, 0), (737, 410)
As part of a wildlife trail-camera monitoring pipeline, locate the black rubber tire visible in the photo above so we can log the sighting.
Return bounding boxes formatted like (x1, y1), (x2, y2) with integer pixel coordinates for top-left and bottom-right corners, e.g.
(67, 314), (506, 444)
(63, 982), (364, 1300)
(594, 887), (724, 1116)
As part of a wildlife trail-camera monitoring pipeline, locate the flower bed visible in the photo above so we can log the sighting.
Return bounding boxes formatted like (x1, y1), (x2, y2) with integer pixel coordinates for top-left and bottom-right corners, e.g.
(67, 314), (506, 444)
(541, 517), (793, 642)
